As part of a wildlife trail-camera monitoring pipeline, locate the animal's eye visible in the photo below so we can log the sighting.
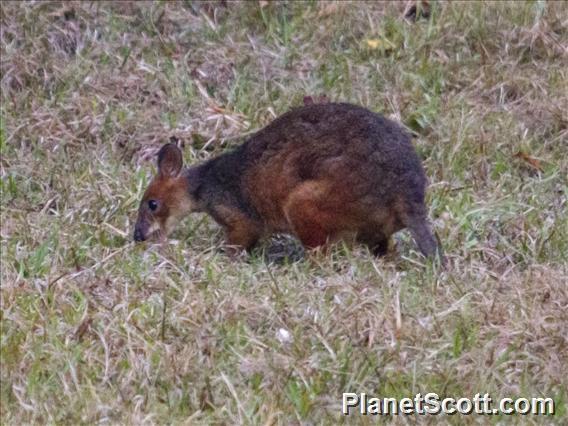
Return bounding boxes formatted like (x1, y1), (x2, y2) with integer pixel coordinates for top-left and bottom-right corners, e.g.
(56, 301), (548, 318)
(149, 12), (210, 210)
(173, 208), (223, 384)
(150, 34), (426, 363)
(148, 200), (159, 211)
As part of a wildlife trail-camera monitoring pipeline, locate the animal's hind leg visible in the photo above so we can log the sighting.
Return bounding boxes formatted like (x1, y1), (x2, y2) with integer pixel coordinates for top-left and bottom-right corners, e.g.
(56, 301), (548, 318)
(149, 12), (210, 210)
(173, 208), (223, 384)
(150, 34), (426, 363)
(357, 229), (390, 257)
(283, 181), (339, 249)
(286, 214), (330, 249)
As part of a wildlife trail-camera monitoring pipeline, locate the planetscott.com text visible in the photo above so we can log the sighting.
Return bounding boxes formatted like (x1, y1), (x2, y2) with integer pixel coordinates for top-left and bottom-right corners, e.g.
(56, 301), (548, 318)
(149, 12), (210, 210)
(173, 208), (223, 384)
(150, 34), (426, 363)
(342, 393), (555, 416)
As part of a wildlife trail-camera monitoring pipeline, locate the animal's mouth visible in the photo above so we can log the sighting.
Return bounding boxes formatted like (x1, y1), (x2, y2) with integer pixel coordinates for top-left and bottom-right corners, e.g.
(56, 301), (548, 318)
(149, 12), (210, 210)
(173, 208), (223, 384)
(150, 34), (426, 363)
(133, 227), (145, 242)
(134, 230), (164, 242)
(133, 222), (163, 242)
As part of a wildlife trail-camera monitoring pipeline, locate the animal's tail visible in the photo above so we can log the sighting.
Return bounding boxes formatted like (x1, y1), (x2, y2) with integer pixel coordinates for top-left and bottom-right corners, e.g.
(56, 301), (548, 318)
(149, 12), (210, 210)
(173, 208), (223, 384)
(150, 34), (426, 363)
(406, 215), (445, 265)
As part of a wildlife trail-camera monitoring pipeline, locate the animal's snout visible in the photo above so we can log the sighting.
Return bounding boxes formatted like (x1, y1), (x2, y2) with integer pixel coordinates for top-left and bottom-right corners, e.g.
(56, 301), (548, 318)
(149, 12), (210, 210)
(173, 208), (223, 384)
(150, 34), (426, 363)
(133, 226), (146, 242)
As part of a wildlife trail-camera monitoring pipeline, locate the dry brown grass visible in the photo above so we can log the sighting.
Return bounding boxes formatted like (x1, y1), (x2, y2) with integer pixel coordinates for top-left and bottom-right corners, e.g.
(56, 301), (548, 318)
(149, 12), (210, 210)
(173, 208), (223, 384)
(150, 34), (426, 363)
(1, 1), (567, 424)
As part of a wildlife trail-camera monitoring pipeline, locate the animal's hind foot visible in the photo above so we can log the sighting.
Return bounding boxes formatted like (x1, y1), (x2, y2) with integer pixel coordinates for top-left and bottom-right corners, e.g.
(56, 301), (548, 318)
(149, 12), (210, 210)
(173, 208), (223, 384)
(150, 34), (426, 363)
(357, 229), (390, 257)
(370, 240), (389, 257)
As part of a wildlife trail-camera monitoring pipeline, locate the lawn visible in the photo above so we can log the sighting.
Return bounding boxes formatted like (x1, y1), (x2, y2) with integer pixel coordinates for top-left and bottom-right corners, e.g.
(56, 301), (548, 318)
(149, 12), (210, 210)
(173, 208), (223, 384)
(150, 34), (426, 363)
(1, 1), (567, 424)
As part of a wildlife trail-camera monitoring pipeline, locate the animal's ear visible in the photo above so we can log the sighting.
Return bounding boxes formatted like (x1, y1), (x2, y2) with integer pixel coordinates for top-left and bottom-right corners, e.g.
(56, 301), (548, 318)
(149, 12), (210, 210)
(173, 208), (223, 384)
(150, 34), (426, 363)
(157, 143), (183, 178)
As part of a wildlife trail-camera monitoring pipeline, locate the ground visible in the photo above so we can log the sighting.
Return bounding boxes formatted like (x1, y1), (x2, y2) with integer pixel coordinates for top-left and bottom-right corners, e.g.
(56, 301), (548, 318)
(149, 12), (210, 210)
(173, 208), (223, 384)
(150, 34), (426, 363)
(1, 1), (567, 424)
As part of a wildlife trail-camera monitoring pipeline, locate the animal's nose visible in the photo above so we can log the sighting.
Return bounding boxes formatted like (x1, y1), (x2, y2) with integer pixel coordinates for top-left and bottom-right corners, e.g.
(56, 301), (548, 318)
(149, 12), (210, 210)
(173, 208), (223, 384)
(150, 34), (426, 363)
(133, 227), (146, 242)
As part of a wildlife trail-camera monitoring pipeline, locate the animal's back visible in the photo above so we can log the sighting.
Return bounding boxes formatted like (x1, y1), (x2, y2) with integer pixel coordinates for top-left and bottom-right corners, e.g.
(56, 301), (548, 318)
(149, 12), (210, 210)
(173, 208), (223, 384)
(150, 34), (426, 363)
(239, 103), (428, 237)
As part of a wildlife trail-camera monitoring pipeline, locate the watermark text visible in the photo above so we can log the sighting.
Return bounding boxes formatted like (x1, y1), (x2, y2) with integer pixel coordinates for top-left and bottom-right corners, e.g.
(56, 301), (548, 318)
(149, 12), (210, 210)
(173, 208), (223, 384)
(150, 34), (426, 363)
(342, 392), (555, 416)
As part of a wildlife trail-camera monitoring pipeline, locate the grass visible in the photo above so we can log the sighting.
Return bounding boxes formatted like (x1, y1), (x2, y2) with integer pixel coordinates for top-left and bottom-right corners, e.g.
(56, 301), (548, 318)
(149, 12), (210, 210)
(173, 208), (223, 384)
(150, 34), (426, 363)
(1, 1), (567, 424)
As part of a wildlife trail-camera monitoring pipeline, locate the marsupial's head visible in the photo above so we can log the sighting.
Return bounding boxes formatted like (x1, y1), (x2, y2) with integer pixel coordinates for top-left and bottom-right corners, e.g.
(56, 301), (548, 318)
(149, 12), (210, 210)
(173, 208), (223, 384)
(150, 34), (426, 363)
(133, 144), (197, 242)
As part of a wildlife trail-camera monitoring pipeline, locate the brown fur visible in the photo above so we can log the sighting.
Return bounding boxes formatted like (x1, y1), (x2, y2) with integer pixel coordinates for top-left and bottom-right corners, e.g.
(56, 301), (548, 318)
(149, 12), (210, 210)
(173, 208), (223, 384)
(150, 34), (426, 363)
(134, 103), (442, 261)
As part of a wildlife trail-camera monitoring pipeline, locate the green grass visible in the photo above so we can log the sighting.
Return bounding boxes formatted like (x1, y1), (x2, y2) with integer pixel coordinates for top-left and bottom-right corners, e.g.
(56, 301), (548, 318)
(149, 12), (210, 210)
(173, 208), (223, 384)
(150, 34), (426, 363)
(1, 1), (567, 424)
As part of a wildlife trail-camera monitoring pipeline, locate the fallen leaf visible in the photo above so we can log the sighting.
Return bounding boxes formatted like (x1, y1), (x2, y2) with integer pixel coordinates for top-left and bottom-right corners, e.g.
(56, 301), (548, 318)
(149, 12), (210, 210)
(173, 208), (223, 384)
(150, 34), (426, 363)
(365, 38), (395, 52)
(514, 151), (543, 172)
(73, 318), (93, 341)
(366, 39), (380, 49)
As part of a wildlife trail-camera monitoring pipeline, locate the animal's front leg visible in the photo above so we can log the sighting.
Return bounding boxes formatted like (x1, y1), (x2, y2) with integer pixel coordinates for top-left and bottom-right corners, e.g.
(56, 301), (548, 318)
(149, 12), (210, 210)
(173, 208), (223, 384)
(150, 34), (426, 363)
(212, 205), (263, 254)
(224, 223), (262, 254)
